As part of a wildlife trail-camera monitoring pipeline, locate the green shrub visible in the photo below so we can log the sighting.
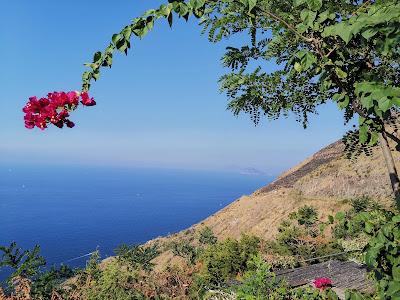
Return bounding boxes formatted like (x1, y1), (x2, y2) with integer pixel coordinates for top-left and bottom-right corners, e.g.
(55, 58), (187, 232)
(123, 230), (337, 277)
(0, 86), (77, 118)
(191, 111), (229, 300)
(30, 265), (75, 300)
(84, 260), (144, 300)
(268, 207), (339, 262)
(115, 243), (159, 272)
(350, 196), (374, 213)
(334, 205), (399, 300)
(235, 254), (289, 300)
(85, 250), (102, 281)
(0, 242), (46, 283)
(198, 235), (260, 287)
(199, 227), (218, 246)
(360, 212), (400, 299)
(170, 240), (199, 265)
(332, 207), (390, 240)
(333, 196), (383, 239)
(290, 205), (319, 227)
(291, 286), (339, 300)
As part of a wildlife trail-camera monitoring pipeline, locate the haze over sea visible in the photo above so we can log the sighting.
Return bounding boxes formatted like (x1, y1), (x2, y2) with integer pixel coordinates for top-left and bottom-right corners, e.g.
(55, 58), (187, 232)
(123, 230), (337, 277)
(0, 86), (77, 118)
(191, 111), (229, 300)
(0, 165), (272, 277)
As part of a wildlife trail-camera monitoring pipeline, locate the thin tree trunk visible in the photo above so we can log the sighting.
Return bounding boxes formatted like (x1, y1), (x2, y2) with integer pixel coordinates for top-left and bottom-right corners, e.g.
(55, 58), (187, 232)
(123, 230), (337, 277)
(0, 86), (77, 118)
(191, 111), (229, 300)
(379, 131), (400, 209)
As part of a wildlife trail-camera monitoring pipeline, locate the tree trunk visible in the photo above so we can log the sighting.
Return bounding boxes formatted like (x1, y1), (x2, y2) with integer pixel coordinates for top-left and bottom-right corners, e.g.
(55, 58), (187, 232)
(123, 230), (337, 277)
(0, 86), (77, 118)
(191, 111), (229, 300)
(379, 131), (400, 209)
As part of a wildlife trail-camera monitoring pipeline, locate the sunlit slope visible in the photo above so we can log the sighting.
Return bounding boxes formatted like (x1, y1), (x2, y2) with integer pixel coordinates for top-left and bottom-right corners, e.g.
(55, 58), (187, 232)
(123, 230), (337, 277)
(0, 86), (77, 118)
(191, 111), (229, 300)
(157, 140), (394, 242)
(149, 140), (395, 269)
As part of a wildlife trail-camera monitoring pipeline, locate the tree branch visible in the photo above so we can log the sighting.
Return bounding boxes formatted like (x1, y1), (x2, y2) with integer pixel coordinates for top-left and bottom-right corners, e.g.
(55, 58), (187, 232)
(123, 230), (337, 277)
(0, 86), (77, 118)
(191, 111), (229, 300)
(256, 7), (314, 43)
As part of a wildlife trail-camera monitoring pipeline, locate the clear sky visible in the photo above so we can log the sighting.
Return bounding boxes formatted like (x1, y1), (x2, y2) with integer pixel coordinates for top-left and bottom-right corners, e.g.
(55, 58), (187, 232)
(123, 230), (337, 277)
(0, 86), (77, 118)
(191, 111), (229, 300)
(0, 0), (352, 175)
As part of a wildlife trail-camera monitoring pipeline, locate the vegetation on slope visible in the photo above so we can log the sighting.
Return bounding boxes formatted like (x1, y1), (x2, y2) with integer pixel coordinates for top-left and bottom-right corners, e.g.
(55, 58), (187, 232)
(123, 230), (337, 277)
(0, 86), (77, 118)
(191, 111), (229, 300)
(1, 197), (399, 299)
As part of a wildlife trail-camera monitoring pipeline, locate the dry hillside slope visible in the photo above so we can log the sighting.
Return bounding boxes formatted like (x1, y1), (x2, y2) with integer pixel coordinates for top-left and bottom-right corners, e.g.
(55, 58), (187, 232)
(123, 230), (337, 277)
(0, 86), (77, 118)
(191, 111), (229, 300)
(197, 140), (395, 239)
(150, 140), (396, 268)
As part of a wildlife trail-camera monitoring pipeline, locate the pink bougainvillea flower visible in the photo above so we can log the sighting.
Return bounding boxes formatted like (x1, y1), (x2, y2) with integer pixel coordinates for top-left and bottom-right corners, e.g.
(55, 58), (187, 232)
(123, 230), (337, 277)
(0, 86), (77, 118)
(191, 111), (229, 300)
(24, 113), (35, 129)
(313, 277), (333, 290)
(65, 120), (75, 128)
(80, 92), (96, 106)
(66, 91), (80, 106)
(35, 115), (48, 130)
(23, 97), (40, 114)
(22, 91), (95, 130)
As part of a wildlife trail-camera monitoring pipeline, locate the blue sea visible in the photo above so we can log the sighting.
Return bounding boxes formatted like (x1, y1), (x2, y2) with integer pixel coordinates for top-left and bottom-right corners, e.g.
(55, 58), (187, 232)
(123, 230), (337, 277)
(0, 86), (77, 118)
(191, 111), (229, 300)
(0, 165), (271, 279)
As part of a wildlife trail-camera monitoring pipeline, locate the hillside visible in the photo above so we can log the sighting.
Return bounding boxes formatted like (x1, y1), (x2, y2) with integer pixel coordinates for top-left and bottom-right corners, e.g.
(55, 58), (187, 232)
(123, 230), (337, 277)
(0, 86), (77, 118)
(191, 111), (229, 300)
(150, 140), (396, 269)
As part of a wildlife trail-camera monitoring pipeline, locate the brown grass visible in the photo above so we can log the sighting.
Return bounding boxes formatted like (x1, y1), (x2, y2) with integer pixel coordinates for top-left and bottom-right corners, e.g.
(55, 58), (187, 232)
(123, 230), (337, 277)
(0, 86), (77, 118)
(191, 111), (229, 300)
(0, 277), (31, 300)
(148, 140), (396, 270)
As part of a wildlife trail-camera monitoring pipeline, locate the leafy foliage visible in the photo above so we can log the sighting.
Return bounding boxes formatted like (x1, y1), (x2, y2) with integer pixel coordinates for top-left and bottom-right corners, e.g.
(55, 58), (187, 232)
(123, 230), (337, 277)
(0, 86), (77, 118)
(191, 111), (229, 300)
(2, 203), (398, 299)
(267, 206), (338, 262)
(82, 260), (144, 300)
(330, 202), (399, 299)
(198, 226), (218, 245)
(170, 240), (200, 265)
(30, 265), (74, 300)
(115, 243), (160, 272)
(196, 234), (260, 288)
(289, 205), (319, 227)
(342, 130), (375, 161)
(361, 212), (400, 299)
(0, 242), (45, 282)
(234, 254), (290, 299)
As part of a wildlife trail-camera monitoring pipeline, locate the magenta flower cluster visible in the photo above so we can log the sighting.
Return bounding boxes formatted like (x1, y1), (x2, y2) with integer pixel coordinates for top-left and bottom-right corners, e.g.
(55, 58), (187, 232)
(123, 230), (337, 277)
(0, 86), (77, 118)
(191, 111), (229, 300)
(313, 277), (333, 290)
(23, 91), (96, 130)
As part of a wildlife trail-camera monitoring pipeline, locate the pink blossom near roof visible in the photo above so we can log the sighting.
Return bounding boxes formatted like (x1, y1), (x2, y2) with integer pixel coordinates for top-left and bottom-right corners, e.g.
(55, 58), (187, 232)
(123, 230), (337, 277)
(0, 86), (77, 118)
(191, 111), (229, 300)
(313, 277), (333, 290)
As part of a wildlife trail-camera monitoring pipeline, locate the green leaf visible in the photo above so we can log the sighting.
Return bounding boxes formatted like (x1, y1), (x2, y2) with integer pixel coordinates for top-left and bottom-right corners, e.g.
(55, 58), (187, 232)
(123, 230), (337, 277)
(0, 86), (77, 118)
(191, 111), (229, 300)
(248, 0), (257, 12)
(323, 22), (353, 43)
(335, 67), (347, 79)
(296, 23), (308, 33)
(328, 215), (334, 224)
(112, 34), (121, 45)
(368, 131), (378, 146)
(359, 124), (368, 144)
(168, 12), (173, 27)
(365, 222), (374, 233)
(92, 71), (100, 81)
(317, 10), (330, 23)
(294, 62), (303, 72)
(335, 211), (345, 220)
(338, 95), (350, 109)
(82, 71), (90, 80)
(361, 28), (378, 40)
(365, 248), (378, 267)
(393, 266), (400, 281)
(146, 17), (154, 30)
(301, 9), (317, 27)
(158, 4), (172, 17)
(306, 0), (322, 11)
(360, 95), (373, 109)
(345, 291), (365, 300)
(296, 50), (307, 59)
(303, 52), (317, 70)
(332, 92), (345, 101)
(178, 3), (189, 17)
(378, 97), (391, 112)
(293, 0), (307, 7)
(122, 27), (132, 40)
(93, 51), (102, 63)
(388, 281), (400, 296)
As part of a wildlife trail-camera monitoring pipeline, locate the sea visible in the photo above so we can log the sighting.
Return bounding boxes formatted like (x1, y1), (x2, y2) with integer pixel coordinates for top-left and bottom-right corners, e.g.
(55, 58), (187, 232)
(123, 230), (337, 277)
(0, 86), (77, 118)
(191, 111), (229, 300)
(0, 165), (272, 280)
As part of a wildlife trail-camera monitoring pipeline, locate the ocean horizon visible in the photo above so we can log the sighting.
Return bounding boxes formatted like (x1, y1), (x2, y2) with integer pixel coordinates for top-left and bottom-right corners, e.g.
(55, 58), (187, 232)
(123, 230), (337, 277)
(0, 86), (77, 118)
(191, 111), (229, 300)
(0, 164), (272, 279)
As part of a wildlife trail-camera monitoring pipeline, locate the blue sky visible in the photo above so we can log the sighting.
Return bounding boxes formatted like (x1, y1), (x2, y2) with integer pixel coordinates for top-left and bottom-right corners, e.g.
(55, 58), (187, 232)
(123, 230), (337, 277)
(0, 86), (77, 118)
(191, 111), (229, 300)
(0, 0), (352, 175)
